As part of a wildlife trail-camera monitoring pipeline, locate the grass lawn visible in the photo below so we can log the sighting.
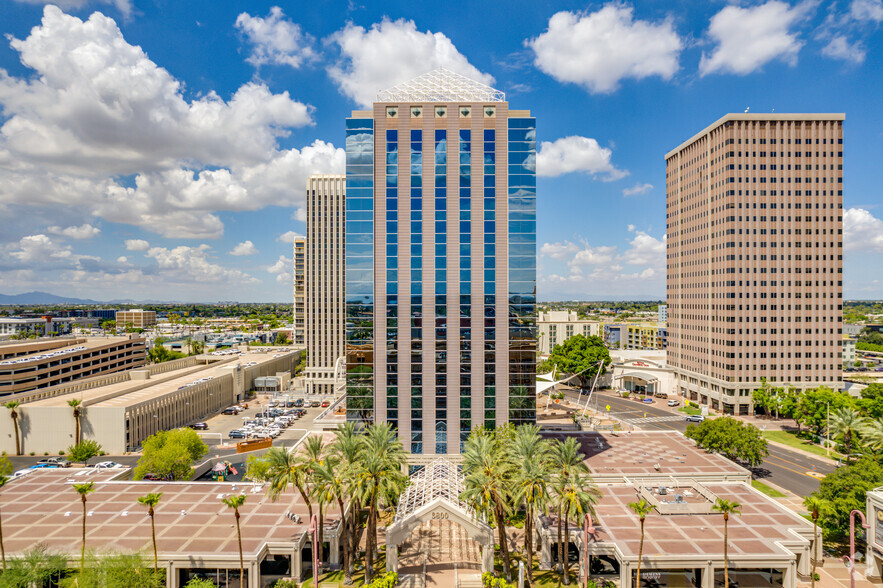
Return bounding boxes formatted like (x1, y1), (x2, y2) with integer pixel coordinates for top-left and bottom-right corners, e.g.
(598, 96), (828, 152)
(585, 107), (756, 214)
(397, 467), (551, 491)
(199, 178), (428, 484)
(762, 429), (842, 460)
(752, 479), (786, 498)
(678, 405), (702, 416)
(297, 554), (387, 587)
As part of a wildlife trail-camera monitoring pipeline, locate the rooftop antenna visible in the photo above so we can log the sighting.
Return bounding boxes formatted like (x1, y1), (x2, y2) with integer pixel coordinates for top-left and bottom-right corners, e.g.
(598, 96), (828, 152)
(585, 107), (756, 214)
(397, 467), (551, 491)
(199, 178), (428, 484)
(744, 107), (750, 113)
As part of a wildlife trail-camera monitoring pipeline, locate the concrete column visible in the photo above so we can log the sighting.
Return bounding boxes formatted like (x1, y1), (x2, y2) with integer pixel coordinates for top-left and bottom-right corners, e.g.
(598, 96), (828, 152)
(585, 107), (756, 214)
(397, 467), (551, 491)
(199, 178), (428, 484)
(866, 548), (882, 581)
(386, 544), (398, 573)
(250, 561), (260, 588)
(166, 565), (177, 588)
(784, 562), (796, 588)
(330, 534), (340, 565)
(620, 561), (630, 588)
(294, 546), (303, 580)
(481, 544), (494, 573)
(540, 533), (552, 570)
(701, 563), (714, 588)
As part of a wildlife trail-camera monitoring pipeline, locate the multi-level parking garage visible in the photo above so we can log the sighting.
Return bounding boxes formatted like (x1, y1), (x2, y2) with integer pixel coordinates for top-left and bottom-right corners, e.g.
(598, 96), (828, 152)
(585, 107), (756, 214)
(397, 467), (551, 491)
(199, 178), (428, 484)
(0, 336), (147, 396)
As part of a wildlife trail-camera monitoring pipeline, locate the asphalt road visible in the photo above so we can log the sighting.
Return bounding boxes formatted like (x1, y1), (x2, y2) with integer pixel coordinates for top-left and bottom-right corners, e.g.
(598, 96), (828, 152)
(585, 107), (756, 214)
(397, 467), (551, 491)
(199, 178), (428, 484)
(569, 389), (835, 497)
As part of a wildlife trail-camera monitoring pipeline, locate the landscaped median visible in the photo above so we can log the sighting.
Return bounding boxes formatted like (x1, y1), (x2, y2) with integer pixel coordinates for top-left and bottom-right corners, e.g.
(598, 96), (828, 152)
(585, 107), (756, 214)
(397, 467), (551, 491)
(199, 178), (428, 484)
(761, 429), (842, 461)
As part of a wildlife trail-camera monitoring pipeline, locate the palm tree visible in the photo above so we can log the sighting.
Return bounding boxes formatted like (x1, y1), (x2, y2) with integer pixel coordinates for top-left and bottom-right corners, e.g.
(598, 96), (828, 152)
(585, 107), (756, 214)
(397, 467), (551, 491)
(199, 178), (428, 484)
(550, 437), (588, 578)
(4, 402), (21, 456)
(512, 425), (551, 585)
(803, 495), (832, 588)
(0, 472), (7, 571)
(829, 406), (867, 464)
(332, 422), (365, 585)
(304, 435), (326, 569)
(313, 454), (349, 586)
(138, 492), (163, 572)
(265, 446), (313, 522)
(73, 482), (96, 567)
(68, 398), (83, 444)
(222, 494), (247, 588)
(628, 498), (654, 588)
(461, 430), (516, 582)
(557, 470), (600, 585)
(861, 418), (883, 453)
(712, 498), (742, 588)
(358, 424), (408, 583)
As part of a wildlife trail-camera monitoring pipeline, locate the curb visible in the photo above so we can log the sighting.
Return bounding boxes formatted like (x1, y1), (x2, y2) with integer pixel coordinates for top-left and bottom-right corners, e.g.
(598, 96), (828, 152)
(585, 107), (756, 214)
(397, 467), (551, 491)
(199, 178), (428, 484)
(763, 438), (840, 466)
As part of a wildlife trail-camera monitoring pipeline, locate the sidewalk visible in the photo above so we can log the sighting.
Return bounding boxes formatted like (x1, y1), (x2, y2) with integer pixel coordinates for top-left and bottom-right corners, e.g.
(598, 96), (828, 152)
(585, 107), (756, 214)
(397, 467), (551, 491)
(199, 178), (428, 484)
(797, 558), (879, 587)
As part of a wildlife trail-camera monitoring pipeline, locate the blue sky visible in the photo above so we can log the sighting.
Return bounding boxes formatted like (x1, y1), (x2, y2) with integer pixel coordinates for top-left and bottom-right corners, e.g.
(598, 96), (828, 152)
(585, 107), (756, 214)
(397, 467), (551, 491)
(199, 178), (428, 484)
(1, 0), (882, 302)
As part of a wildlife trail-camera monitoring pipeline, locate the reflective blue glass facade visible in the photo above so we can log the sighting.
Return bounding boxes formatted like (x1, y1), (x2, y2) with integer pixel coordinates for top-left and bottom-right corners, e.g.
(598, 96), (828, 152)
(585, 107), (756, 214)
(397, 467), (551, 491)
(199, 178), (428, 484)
(345, 117), (374, 423)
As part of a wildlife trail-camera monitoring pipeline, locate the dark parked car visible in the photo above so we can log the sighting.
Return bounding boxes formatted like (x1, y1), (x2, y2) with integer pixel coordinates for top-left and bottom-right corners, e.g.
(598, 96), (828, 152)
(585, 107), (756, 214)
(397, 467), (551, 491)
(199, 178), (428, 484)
(228, 430), (246, 439)
(294, 399), (304, 407)
(222, 407), (240, 415)
(310, 400), (321, 408)
(190, 422), (208, 430)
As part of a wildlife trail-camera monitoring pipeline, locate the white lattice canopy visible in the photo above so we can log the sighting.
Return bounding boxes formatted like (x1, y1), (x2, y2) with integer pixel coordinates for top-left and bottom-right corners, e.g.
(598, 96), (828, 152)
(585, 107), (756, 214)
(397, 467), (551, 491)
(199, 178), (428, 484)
(376, 68), (505, 103)
(393, 458), (469, 523)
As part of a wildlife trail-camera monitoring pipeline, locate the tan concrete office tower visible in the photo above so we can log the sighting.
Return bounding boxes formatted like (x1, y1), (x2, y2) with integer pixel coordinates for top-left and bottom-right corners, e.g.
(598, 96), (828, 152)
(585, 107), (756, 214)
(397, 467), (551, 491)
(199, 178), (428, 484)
(304, 174), (346, 396)
(292, 236), (306, 346)
(666, 114), (844, 416)
(345, 69), (537, 458)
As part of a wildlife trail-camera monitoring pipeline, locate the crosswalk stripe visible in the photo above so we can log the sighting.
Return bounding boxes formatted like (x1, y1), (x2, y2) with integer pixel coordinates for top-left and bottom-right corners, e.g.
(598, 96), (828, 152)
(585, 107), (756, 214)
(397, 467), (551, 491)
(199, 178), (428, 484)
(622, 415), (685, 424)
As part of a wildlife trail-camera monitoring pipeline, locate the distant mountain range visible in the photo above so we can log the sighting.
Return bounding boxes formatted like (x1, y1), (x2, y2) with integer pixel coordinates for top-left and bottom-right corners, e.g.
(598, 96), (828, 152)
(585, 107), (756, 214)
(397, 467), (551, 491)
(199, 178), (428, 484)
(0, 291), (145, 305)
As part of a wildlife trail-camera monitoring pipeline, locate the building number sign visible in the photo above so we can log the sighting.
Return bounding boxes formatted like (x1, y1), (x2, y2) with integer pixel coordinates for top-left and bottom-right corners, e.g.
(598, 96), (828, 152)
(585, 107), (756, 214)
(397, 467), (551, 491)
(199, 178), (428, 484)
(431, 511), (449, 520)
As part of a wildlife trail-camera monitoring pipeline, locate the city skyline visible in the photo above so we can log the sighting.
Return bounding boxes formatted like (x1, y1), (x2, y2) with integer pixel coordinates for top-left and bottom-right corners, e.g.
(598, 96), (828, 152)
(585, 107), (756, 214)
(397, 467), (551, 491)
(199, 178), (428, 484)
(1, 1), (883, 302)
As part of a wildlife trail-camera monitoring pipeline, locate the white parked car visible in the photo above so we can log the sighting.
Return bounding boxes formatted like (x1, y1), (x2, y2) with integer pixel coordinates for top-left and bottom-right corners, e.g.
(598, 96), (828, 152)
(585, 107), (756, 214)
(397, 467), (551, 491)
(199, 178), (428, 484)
(92, 461), (124, 469)
(685, 414), (705, 423)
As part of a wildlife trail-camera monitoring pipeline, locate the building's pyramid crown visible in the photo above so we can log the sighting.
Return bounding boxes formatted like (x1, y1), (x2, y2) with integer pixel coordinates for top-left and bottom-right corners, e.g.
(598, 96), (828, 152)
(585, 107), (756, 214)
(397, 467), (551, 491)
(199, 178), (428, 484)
(376, 67), (505, 103)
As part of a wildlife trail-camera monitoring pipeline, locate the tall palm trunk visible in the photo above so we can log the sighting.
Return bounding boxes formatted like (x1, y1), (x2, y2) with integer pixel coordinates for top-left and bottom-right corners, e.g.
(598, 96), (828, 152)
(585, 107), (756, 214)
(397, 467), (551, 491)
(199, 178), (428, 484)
(723, 513), (729, 588)
(636, 518), (645, 588)
(318, 500), (325, 572)
(0, 506), (5, 571)
(74, 409), (81, 444)
(525, 503), (534, 585)
(80, 495), (88, 567)
(845, 432), (852, 464)
(235, 509), (244, 588)
(149, 506), (158, 572)
(556, 503), (563, 575)
(811, 515), (818, 588)
(494, 500), (512, 582)
(563, 503), (571, 585)
(11, 414), (20, 456)
(348, 497), (362, 579)
(337, 496), (351, 585)
(365, 489), (377, 583)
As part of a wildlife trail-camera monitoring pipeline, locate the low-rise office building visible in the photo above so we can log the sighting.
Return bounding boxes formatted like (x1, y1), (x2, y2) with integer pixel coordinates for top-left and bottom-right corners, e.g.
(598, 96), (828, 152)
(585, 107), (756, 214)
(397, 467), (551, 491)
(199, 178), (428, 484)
(605, 323), (667, 350)
(2, 348), (300, 454)
(538, 311), (602, 356)
(116, 309), (157, 328)
(0, 316), (75, 337)
(0, 336), (147, 397)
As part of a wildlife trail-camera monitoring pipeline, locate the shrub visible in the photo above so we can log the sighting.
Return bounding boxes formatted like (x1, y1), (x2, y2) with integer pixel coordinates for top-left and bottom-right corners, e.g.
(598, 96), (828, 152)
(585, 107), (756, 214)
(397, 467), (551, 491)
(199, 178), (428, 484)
(273, 580), (298, 588)
(482, 572), (516, 588)
(29, 452), (35, 456)
(367, 571), (399, 587)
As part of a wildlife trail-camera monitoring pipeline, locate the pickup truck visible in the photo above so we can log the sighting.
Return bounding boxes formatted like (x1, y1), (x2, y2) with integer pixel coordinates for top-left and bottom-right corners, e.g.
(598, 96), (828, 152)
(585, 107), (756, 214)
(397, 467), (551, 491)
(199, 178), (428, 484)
(36, 457), (70, 468)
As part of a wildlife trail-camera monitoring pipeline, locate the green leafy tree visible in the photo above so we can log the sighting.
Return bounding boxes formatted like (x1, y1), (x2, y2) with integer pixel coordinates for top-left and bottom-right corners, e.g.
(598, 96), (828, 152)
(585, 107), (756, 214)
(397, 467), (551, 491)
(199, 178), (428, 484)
(862, 418), (883, 453)
(0, 544), (67, 588)
(556, 470), (600, 585)
(814, 456), (883, 539)
(803, 495), (832, 588)
(685, 417), (769, 466)
(712, 498), (742, 588)
(221, 494), (247, 588)
(244, 452), (274, 483)
(628, 499), (654, 588)
(265, 446), (313, 525)
(537, 335), (611, 386)
(67, 440), (102, 465)
(137, 493), (163, 572)
(183, 579), (219, 588)
(857, 384), (883, 420)
(73, 482), (96, 567)
(273, 332), (290, 346)
(795, 387), (854, 438)
(134, 428), (208, 481)
(61, 550), (164, 588)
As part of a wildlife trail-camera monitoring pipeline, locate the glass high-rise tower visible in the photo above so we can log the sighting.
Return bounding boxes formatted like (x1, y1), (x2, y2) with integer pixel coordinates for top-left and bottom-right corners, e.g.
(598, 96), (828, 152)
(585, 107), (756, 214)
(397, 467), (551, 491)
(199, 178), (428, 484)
(345, 69), (536, 458)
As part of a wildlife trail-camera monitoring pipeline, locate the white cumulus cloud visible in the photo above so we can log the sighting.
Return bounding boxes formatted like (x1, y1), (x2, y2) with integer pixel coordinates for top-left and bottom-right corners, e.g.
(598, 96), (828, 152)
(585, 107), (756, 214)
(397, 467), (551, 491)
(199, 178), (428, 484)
(11, 0), (133, 18)
(0, 6), (342, 240)
(327, 18), (494, 107)
(700, 1), (812, 76)
(623, 229), (666, 267)
(622, 183), (653, 197)
(536, 136), (628, 180)
(124, 239), (150, 251)
(529, 3), (682, 94)
(844, 207), (883, 252)
(146, 244), (259, 284)
(278, 231), (304, 244)
(235, 6), (317, 68)
(229, 240), (259, 256)
(267, 254), (293, 284)
(822, 36), (866, 62)
(540, 242), (580, 260)
(851, 0), (883, 21)
(46, 223), (100, 239)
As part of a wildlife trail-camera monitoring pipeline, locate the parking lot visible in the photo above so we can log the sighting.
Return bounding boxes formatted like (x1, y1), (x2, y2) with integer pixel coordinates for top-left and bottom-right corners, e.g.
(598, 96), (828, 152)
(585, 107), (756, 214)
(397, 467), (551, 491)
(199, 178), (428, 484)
(189, 393), (332, 448)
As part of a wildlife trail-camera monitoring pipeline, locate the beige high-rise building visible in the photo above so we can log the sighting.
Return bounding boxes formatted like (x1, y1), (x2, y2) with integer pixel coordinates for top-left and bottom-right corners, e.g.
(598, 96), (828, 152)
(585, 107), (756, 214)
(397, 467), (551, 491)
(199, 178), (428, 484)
(304, 175), (346, 396)
(292, 237), (306, 346)
(666, 114), (844, 416)
(116, 309), (156, 329)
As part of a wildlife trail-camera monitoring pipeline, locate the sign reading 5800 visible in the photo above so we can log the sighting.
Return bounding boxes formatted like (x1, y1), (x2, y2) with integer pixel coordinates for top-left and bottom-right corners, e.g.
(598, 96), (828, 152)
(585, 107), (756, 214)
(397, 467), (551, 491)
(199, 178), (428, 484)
(431, 511), (449, 520)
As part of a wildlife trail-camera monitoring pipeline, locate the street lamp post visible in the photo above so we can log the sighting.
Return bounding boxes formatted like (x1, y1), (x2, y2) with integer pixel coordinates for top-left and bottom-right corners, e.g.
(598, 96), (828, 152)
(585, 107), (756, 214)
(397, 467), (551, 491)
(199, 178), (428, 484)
(309, 514), (319, 588)
(842, 509), (870, 588)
